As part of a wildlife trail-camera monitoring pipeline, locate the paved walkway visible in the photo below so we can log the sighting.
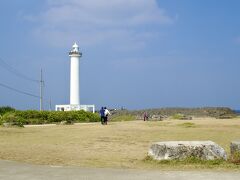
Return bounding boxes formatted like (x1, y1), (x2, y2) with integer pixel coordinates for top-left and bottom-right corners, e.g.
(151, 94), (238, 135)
(0, 160), (240, 180)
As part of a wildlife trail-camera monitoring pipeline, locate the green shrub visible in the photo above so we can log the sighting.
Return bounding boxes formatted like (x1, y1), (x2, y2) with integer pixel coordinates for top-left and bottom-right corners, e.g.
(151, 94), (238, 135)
(1, 110), (100, 126)
(178, 122), (196, 128)
(2, 112), (26, 127)
(230, 152), (240, 165)
(0, 106), (15, 116)
(0, 115), (3, 125)
(15, 110), (46, 120)
(172, 113), (185, 119)
(26, 118), (46, 125)
(89, 113), (101, 122)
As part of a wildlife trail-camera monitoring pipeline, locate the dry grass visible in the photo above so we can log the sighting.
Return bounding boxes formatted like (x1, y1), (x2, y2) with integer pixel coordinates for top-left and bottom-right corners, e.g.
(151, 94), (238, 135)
(1, 118), (240, 170)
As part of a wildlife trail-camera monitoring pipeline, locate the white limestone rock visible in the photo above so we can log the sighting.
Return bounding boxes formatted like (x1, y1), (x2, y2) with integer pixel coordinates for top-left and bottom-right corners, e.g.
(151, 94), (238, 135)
(148, 141), (227, 161)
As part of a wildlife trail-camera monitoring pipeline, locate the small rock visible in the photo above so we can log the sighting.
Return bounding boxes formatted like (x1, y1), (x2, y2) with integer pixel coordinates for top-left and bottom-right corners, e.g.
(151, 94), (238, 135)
(230, 141), (240, 157)
(2, 122), (13, 127)
(60, 121), (68, 125)
(150, 115), (163, 121)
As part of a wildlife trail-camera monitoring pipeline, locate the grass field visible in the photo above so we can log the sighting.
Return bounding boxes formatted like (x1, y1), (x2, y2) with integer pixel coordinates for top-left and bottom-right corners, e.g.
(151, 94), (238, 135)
(0, 118), (240, 170)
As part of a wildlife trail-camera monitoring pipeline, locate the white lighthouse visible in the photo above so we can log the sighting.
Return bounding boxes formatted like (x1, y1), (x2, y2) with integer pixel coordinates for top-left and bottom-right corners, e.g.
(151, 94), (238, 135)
(55, 43), (95, 112)
(69, 42), (81, 105)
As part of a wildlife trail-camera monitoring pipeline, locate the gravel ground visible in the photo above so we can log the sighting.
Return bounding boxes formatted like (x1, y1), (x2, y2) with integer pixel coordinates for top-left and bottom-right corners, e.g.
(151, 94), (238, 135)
(1, 160), (240, 180)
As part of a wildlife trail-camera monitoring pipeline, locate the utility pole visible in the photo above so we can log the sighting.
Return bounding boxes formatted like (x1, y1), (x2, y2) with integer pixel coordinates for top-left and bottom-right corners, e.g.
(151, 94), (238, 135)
(49, 98), (52, 111)
(40, 69), (44, 111)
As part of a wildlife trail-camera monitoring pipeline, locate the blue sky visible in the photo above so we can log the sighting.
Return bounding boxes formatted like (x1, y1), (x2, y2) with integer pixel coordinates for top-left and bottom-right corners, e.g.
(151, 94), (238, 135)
(0, 0), (240, 110)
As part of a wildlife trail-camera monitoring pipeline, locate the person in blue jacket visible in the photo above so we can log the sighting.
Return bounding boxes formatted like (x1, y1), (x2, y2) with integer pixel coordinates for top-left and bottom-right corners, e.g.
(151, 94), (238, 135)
(99, 107), (105, 125)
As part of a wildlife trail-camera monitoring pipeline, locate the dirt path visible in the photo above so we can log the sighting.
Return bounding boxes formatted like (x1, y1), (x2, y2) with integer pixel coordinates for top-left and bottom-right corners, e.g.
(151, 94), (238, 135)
(0, 160), (240, 180)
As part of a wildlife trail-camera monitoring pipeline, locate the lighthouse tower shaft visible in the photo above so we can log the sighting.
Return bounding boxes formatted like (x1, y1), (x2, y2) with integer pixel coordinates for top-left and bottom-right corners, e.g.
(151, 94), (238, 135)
(69, 43), (82, 105)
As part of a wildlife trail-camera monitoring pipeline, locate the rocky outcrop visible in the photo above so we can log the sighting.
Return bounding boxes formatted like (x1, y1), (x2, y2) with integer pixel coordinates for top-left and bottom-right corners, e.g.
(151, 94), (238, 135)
(111, 107), (236, 119)
(148, 141), (227, 161)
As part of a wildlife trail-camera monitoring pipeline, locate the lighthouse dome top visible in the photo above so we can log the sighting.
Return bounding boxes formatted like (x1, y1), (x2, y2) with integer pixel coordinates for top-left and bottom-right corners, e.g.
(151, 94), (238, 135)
(69, 42), (82, 56)
(72, 42), (78, 49)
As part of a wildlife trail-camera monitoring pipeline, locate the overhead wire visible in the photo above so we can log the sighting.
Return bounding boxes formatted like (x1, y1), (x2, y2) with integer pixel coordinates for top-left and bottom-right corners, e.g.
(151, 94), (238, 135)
(0, 57), (41, 99)
(0, 83), (40, 98)
(0, 57), (39, 83)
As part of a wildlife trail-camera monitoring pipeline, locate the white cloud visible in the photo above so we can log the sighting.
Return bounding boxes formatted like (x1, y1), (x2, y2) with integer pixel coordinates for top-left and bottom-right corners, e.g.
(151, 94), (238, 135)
(28, 0), (175, 50)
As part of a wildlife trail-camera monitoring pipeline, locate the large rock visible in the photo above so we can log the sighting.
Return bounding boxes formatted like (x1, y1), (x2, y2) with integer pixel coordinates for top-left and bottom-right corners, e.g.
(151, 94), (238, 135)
(148, 141), (227, 161)
(230, 141), (240, 156)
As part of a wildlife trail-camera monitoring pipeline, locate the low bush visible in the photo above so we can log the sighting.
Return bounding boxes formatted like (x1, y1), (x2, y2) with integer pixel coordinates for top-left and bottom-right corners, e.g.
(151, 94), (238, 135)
(0, 106), (15, 116)
(172, 113), (185, 119)
(171, 113), (192, 120)
(0, 115), (3, 125)
(230, 152), (240, 165)
(1, 110), (100, 126)
(178, 122), (196, 128)
(1, 112), (26, 127)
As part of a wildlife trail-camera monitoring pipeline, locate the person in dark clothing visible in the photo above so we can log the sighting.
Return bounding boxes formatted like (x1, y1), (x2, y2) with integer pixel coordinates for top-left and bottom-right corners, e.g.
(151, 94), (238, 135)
(103, 107), (111, 125)
(99, 107), (105, 125)
(143, 112), (148, 121)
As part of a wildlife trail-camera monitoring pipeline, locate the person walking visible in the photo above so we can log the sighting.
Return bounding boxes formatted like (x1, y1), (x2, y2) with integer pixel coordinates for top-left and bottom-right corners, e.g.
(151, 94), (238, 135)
(143, 112), (148, 121)
(104, 107), (111, 125)
(99, 107), (105, 125)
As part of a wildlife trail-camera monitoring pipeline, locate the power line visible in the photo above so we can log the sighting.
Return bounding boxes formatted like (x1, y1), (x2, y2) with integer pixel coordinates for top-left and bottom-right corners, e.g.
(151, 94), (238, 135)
(0, 57), (39, 83)
(0, 82), (39, 98)
(0, 57), (46, 110)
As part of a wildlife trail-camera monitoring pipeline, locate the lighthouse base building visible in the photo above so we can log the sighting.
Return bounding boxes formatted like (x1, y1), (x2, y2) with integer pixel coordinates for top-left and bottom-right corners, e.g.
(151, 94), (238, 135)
(55, 43), (95, 113)
(55, 104), (95, 112)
